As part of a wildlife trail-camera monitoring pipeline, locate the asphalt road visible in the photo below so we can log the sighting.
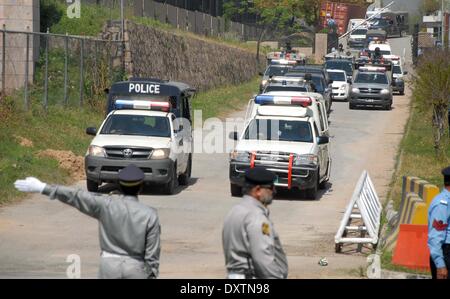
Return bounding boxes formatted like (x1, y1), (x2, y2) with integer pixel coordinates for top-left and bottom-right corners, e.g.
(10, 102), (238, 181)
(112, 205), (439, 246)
(0, 37), (413, 279)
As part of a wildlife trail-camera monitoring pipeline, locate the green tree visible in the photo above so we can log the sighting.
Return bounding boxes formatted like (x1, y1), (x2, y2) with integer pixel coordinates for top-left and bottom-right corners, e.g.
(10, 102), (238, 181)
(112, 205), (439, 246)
(223, 0), (313, 62)
(412, 49), (450, 158)
(420, 0), (441, 15)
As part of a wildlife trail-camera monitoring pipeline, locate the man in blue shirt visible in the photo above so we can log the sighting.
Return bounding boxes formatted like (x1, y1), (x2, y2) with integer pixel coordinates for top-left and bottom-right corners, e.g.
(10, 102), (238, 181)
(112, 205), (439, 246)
(428, 166), (450, 279)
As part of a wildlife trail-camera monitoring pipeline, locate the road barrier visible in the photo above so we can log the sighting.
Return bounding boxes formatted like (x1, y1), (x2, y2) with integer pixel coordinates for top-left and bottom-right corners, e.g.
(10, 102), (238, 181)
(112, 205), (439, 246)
(335, 171), (382, 253)
(392, 224), (430, 271)
(381, 176), (439, 252)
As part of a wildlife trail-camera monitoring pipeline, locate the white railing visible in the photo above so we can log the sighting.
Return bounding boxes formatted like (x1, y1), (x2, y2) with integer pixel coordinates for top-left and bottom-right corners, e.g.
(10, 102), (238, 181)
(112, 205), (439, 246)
(335, 171), (382, 253)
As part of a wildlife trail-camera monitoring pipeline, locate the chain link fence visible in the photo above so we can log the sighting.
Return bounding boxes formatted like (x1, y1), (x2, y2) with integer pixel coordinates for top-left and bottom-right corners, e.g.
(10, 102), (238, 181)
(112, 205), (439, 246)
(0, 27), (123, 112)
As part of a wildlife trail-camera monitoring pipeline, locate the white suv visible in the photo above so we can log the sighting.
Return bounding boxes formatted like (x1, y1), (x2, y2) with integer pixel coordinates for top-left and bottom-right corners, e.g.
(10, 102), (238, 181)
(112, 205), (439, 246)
(229, 94), (331, 200)
(327, 69), (351, 101)
(85, 103), (192, 195)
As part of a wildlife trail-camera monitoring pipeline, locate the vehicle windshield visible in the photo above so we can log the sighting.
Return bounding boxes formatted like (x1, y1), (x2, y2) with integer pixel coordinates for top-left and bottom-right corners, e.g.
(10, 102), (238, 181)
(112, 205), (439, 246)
(325, 61), (353, 76)
(393, 65), (402, 74)
(311, 76), (325, 92)
(352, 29), (367, 36)
(264, 66), (290, 77)
(244, 119), (313, 143)
(101, 114), (171, 137)
(264, 86), (308, 93)
(327, 72), (346, 82)
(371, 18), (390, 26)
(355, 73), (388, 84)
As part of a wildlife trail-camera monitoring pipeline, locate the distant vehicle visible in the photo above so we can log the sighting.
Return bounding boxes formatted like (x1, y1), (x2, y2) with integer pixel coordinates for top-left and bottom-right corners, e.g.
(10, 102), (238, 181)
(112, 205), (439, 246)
(263, 77), (314, 93)
(368, 12), (409, 38)
(365, 29), (387, 46)
(286, 71), (332, 114)
(392, 64), (407, 95)
(324, 59), (355, 82)
(327, 69), (351, 101)
(347, 18), (368, 32)
(259, 65), (293, 93)
(348, 28), (368, 49)
(350, 65), (393, 110)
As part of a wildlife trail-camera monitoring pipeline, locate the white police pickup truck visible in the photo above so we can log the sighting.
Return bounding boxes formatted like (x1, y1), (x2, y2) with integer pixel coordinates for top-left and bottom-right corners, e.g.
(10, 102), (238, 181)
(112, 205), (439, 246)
(85, 79), (194, 195)
(229, 94), (331, 200)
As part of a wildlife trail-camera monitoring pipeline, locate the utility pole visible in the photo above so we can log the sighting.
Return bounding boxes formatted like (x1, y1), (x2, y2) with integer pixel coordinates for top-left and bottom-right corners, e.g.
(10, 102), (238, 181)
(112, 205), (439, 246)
(441, 0), (445, 46)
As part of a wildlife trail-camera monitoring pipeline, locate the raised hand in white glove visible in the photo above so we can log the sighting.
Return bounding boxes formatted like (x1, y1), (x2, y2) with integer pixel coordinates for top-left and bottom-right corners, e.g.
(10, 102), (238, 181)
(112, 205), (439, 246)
(14, 177), (47, 193)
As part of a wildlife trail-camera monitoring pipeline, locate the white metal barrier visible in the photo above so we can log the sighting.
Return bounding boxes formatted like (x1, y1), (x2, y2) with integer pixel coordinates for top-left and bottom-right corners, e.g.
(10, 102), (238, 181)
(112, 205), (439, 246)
(335, 171), (382, 253)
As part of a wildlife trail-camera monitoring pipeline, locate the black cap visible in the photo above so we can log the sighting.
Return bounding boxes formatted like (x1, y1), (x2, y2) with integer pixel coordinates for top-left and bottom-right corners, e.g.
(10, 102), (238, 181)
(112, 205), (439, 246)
(118, 164), (145, 187)
(442, 166), (450, 183)
(245, 167), (277, 186)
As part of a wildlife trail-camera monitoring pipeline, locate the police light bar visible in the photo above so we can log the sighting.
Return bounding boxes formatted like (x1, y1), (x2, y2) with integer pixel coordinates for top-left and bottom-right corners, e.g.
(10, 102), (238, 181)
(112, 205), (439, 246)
(255, 95), (312, 107)
(359, 66), (386, 72)
(114, 99), (170, 112)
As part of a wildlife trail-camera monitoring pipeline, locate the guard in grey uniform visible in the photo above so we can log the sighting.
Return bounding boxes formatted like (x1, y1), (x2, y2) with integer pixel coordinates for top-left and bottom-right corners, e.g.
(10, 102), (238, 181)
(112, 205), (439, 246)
(222, 167), (288, 279)
(14, 164), (161, 279)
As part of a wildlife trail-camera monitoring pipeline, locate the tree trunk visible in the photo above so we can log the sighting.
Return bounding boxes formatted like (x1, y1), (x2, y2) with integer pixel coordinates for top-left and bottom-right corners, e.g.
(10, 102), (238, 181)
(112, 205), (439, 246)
(256, 26), (268, 64)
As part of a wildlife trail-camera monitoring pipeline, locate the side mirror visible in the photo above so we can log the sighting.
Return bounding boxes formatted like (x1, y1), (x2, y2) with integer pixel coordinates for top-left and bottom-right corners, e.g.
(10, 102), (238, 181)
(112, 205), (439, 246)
(86, 127), (97, 136)
(259, 72), (264, 76)
(347, 78), (352, 84)
(229, 131), (239, 140)
(403, 71), (408, 75)
(318, 136), (329, 145)
(104, 88), (110, 95)
(328, 79), (334, 84)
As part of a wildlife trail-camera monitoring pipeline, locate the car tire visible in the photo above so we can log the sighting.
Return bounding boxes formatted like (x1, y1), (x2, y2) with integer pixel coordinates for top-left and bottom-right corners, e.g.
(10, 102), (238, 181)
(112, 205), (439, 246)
(304, 184), (318, 200)
(349, 103), (356, 110)
(178, 155), (192, 186)
(87, 179), (99, 192)
(230, 183), (242, 197)
(163, 164), (177, 195)
(399, 90), (405, 96)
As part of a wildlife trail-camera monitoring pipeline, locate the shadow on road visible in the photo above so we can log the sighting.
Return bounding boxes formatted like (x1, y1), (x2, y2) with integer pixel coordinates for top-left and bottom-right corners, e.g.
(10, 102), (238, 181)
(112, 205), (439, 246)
(97, 177), (200, 196)
(274, 182), (333, 202)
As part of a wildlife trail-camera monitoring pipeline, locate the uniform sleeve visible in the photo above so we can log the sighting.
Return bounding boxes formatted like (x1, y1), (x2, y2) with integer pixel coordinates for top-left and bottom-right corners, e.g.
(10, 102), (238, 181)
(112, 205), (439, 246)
(428, 200), (449, 269)
(245, 215), (285, 279)
(42, 185), (106, 219)
(144, 211), (161, 278)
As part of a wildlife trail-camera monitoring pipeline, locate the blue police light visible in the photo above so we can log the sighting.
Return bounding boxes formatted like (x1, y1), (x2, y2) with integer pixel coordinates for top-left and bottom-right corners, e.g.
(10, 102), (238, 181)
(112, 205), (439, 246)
(255, 95), (275, 105)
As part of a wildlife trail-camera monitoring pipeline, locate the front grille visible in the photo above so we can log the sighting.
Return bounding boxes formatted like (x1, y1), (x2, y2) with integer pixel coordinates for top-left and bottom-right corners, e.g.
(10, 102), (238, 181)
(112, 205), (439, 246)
(101, 166), (152, 174)
(104, 146), (153, 159)
(359, 88), (382, 94)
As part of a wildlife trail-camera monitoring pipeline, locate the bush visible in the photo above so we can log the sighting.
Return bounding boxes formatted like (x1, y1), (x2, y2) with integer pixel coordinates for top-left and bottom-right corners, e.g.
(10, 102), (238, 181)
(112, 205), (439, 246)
(412, 49), (450, 159)
(40, 0), (64, 32)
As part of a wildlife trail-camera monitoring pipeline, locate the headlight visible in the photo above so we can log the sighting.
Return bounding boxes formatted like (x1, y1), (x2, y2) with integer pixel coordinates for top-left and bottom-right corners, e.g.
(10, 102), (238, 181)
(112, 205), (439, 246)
(293, 154), (318, 166)
(381, 89), (390, 94)
(352, 87), (360, 94)
(151, 148), (170, 160)
(261, 80), (268, 86)
(88, 145), (106, 157)
(230, 151), (250, 163)
(339, 85), (346, 90)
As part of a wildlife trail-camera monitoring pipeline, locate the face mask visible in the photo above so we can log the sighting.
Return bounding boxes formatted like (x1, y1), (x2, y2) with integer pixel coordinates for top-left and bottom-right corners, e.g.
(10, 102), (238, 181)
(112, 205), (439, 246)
(260, 190), (274, 206)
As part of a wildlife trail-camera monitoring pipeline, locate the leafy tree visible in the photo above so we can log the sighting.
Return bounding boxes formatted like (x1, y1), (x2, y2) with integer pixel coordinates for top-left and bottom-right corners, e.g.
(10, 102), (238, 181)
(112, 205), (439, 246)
(223, 0), (313, 62)
(412, 49), (450, 158)
(419, 0), (441, 15)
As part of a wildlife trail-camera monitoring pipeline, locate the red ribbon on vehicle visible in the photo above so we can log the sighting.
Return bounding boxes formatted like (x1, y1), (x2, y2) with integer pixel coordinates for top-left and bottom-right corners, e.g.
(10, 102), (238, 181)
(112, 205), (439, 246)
(250, 152), (256, 169)
(288, 154), (294, 190)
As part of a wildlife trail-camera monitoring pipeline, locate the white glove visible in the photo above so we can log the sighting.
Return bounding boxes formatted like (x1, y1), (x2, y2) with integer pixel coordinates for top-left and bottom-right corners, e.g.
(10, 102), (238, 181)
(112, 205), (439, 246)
(14, 177), (47, 193)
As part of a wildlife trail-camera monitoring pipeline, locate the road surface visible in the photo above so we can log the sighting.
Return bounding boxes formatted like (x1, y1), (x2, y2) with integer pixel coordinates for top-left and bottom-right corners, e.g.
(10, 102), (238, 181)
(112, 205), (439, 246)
(0, 37), (412, 278)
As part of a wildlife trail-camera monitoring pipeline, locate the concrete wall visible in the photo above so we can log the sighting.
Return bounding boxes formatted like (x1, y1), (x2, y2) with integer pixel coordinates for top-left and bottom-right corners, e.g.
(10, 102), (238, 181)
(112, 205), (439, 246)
(124, 21), (264, 92)
(314, 34), (328, 64)
(0, 0), (39, 92)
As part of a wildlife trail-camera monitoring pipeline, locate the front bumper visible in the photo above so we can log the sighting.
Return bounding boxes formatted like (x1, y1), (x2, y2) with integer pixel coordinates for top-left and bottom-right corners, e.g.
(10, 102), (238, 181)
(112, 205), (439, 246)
(229, 161), (318, 190)
(348, 40), (366, 49)
(332, 90), (349, 100)
(85, 156), (175, 185)
(350, 92), (391, 106)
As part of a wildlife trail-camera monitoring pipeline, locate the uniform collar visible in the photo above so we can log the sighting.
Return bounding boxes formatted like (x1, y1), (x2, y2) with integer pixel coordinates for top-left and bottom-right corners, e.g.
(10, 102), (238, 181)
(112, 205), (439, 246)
(123, 195), (139, 202)
(443, 188), (450, 198)
(243, 195), (269, 216)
